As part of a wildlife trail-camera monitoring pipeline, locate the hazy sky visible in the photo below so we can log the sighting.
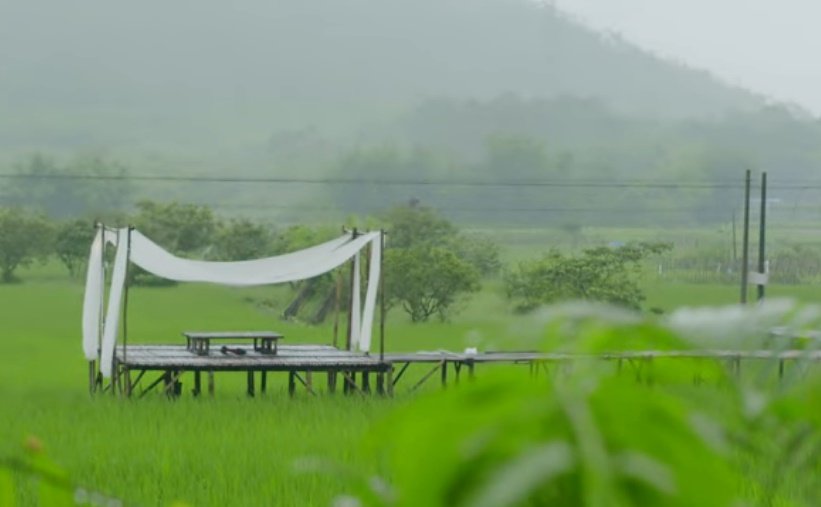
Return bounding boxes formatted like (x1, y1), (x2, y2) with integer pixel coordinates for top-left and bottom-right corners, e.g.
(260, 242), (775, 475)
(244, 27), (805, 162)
(553, 0), (821, 114)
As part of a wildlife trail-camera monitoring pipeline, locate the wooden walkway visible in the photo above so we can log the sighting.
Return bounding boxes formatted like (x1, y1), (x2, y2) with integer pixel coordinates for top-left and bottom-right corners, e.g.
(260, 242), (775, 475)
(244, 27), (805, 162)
(106, 345), (821, 398)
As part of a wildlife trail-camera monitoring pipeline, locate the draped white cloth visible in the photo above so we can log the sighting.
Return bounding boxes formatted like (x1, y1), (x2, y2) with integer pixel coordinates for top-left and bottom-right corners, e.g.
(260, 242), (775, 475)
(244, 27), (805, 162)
(350, 253), (361, 349)
(81, 228), (104, 360)
(84, 229), (382, 377)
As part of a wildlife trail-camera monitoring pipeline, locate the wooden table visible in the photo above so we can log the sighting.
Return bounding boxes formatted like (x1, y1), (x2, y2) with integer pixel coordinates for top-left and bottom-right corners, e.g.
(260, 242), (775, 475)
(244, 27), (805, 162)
(183, 331), (283, 356)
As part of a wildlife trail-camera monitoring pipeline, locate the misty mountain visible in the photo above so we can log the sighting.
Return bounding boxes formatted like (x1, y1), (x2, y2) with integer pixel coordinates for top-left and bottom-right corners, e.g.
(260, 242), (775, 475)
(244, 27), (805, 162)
(0, 0), (765, 161)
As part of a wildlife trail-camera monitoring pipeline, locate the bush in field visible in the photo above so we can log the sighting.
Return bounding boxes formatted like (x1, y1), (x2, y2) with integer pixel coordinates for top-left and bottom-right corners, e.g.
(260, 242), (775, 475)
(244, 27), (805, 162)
(769, 244), (821, 284)
(54, 219), (96, 277)
(0, 208), (54, 283)
(504, 242), (670, 312)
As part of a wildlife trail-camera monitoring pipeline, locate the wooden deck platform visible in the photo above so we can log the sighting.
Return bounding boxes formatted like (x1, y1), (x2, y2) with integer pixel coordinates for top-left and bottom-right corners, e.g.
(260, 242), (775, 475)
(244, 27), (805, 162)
(117, 344), (388, 371)
(105, 344), (821, 398)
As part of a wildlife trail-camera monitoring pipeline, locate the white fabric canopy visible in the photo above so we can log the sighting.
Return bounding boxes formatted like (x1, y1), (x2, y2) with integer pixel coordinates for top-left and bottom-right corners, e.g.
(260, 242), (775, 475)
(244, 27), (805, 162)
(84, 229), (382, 378)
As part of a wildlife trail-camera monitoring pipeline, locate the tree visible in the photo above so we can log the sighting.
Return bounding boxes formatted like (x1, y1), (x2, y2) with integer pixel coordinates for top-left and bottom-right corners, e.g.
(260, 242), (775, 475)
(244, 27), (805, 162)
(380, 204), (498, 321)
(212, 218), (274, 261)
(386, 246), (480, 322)
(0, 208), (54, 282)
(505, 242), (671, 312)
(55, 219), (96, 277)
(132, 200), (216, 254)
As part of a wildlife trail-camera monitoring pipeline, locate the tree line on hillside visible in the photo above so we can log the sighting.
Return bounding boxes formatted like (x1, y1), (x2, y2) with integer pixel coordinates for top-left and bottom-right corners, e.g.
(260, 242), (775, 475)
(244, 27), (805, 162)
(0, 201), (675, 321)
(6, 93), (821, 229)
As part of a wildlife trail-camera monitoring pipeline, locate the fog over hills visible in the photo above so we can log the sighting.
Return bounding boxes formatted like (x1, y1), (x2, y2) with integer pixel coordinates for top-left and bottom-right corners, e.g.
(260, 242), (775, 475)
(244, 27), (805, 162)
(1, 0), (765, 160)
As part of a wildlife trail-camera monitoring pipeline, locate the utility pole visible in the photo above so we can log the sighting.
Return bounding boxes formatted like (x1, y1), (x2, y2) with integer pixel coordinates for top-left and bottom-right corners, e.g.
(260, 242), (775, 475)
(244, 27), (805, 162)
(740, 169), (751, 305)
(731, 210), (737, 264)
(757, 172), (767, 302)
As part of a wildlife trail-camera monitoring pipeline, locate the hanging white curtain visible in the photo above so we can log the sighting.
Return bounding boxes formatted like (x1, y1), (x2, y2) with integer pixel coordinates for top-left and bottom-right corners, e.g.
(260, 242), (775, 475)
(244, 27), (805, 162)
(358, 233), (382, 352)
(87, 230), (382, 378)
(349, 253), (362, 350)
(81, 228), (104, 360)
(99, 229), (130, 377)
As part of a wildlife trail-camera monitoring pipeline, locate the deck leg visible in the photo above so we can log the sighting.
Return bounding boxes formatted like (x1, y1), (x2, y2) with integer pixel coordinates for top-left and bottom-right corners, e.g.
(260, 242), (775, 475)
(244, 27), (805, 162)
(362, 372), (371, 393)
(386, 366), (394, 397)
(376, 372), (385, 395)
(193, 371), (202, 397)
(247, 371), (255, 397)
(162, 370), (174, 396)
(454, 362), (462, 385)
(344, 372), (357, 395)
(124, 366), (133, 398)
(467, 360), (475, 381)
(88, 361), (97, 395)
(441, 361), (448, 388)
(207, 371), (215, 397)
(288, 372), (296, 397)
(328, 371), (337, 394)
(261, 371), (268, 395)
(778, 359), (785, 380)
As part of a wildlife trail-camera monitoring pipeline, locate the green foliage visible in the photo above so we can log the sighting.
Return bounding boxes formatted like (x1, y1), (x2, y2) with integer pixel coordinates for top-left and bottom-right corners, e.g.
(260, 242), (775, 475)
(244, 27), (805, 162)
(505, 242), (671, 311)
(212, 218), (274, 261)
(385, 246), (481, 322)
(453, 234), (502, 277)
(382, 205), (458, 250)
(382, 205), (493, 321)
(271, 224), (338, 254)
(54, 220), (95, 277)
(0, 208), (54, 283)
(769, 245), (821, 284)
(132, 200), (216, 254)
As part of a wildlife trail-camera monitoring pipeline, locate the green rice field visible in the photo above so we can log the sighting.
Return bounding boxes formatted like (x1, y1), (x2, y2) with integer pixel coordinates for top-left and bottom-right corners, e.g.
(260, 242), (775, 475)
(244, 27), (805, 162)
(1, 260), (819, 506)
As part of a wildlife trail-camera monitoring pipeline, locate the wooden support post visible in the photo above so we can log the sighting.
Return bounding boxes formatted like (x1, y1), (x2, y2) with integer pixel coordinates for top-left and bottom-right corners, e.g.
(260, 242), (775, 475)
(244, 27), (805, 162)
(454, 362), (462, 385)
(328, 371), (337, 394)
(162, 370), (171, 396)
(386, 366), (394, 397)
(124, 366), (132, 398)
(379, 230), (386, 363)
(288, 372), (296, 397)
(467, 359), (475, 381)
(193, 371), (202, 397)
(778, 359), (785, 380)
(333, 271), (342, 349)
(362, 372), (371, 393)
(88, 361), (97, 395)
(247, 371), (255, 397)
(261, 371), (268, 395)
(207, 371), (215, 397)
(440, 360), (448, 388)
(376, 372), (385, 395)
(345, 372), (357, 395)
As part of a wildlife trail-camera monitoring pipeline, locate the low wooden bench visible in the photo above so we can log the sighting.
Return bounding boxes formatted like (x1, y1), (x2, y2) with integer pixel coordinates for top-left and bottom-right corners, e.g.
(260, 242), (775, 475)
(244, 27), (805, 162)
(183, 331), (283, 356)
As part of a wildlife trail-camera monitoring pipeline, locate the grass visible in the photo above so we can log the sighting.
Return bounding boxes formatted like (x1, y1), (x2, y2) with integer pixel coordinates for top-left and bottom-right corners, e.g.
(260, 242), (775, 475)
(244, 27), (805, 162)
(1, 260), (820, 505)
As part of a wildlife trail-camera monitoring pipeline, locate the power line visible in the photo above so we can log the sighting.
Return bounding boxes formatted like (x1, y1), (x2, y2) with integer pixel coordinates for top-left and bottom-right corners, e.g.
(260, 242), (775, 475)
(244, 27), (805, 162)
(0, 172), (765, 189)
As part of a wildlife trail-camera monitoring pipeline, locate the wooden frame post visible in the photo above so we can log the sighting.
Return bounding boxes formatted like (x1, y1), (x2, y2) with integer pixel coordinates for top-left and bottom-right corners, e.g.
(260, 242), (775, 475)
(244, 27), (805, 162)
(121, 226), (134, 394)
(379, 230), (386, 363)
(345, 228), (359, 352)
(740, 169), (751, 304)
